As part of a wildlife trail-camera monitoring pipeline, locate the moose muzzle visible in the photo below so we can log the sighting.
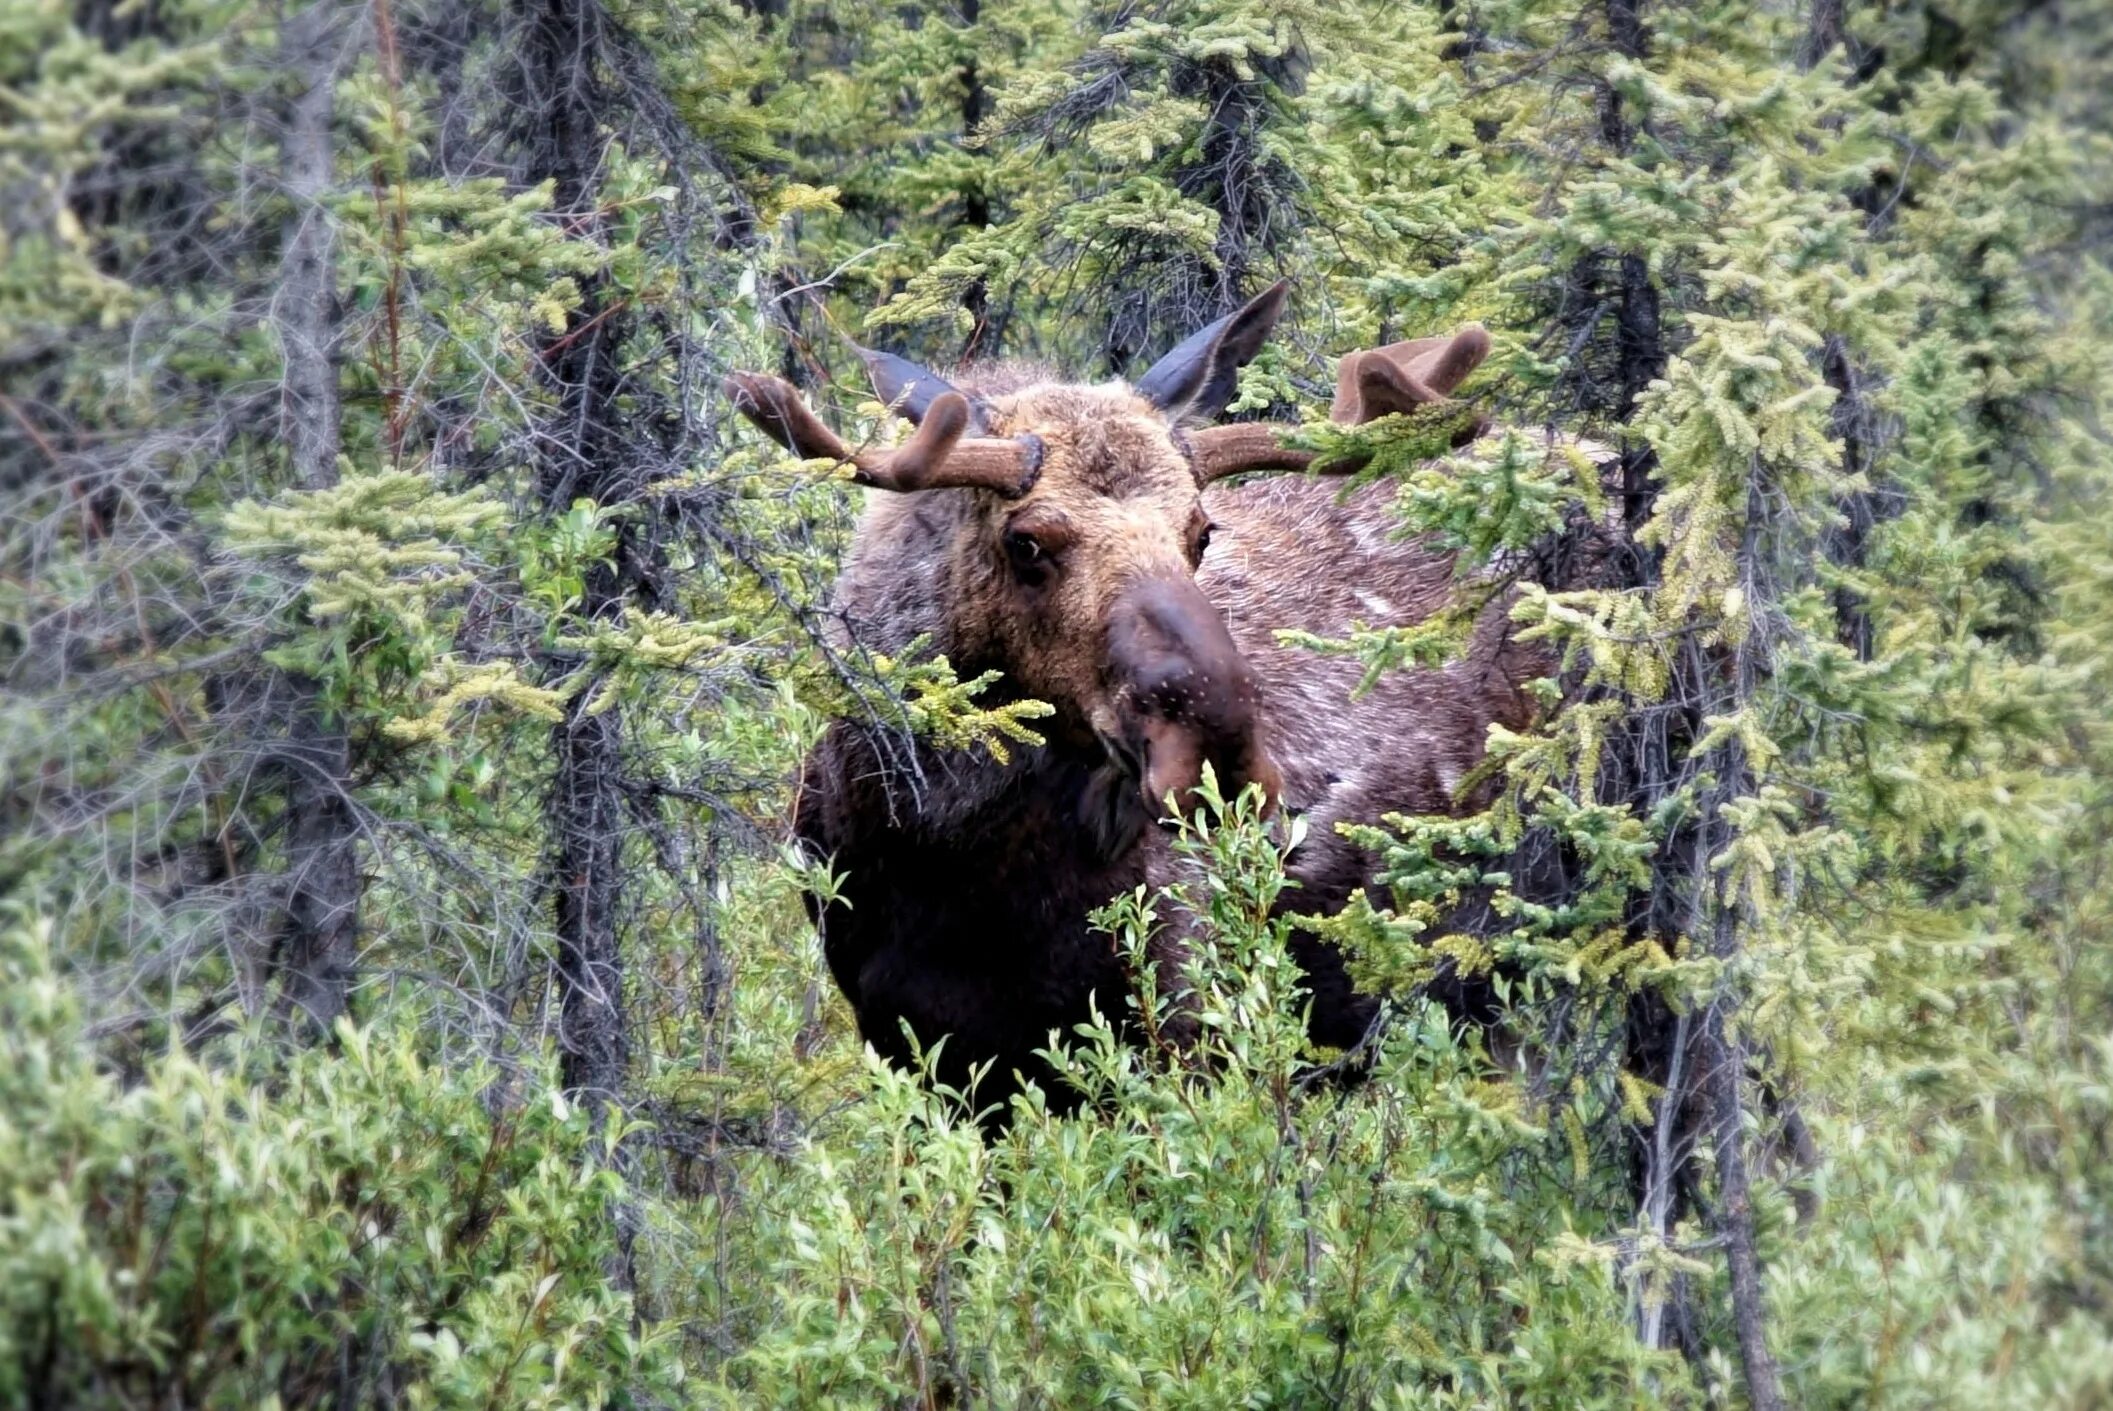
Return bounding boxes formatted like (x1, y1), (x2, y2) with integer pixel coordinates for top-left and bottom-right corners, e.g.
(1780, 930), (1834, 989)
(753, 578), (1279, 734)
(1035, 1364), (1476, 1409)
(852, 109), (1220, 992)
(1103, 576), (1281, 819)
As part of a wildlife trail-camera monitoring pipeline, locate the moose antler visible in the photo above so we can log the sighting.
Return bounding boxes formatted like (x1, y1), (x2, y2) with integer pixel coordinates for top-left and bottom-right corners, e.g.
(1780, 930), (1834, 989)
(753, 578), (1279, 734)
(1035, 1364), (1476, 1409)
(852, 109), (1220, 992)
(723, 372), (1042, 498)
(1188, 323), (1493, 483)
(1329, 325), (1492, 423)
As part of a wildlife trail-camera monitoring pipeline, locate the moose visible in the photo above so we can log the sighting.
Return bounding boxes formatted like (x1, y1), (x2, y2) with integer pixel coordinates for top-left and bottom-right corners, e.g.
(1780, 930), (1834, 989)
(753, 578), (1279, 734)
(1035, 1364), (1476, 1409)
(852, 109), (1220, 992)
(726, 283), (1603, 1118)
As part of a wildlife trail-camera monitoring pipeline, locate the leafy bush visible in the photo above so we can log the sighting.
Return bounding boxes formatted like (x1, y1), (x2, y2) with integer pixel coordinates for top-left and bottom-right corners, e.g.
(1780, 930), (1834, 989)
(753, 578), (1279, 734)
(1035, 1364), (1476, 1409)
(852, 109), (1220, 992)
(0, 916), (677, 1410)
(694, 789), (1683, 1409)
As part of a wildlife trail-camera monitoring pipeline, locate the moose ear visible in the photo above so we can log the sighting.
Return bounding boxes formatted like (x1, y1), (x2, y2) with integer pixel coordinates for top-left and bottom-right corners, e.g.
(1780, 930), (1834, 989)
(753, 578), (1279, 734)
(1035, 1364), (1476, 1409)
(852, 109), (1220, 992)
(855, 345), (992, 432)
(1134, 279), (1290, 422)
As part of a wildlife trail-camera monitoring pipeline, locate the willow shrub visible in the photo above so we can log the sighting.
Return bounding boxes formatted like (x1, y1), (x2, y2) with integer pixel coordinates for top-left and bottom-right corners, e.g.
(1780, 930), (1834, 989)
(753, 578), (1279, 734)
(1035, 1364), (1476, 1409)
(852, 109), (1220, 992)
(0, 916), (678, 1410)
(694, 780), (1683, 1409)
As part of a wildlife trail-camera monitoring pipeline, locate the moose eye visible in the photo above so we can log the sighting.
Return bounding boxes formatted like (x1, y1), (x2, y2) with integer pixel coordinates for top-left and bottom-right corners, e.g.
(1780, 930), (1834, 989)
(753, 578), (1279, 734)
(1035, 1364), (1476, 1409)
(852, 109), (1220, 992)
(1186, 520), (1216, 566)
(1004, 529), (1051, 583)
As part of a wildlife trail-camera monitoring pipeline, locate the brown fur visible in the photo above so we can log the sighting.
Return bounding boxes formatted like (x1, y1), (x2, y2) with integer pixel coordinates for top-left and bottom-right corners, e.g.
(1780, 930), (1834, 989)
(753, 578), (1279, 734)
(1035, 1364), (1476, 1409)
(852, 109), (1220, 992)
(789, 361), (1603, 1119)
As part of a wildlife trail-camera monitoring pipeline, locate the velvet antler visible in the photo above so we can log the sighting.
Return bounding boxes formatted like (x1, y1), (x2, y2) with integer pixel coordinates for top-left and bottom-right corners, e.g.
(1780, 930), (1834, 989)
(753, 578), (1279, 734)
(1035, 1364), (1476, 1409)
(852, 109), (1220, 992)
(1189, 323), (1493, 483)
(1330, 325), (1491, 423)
(723, 372), (1042, 498)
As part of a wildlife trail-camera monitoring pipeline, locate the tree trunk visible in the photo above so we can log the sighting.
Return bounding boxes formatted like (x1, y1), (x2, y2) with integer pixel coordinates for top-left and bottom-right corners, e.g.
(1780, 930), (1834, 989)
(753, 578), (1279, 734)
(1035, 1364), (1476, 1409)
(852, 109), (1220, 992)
(1800, 0), (1847, 71)
(1821, 333), (1881, 659)
(1692, 721), (1788, 1410)
(954, 0), (998, 358)
(270, 0), (363, 1038)
(513, 0), (637, 1120)
(550, 694), (629, 1107)
(1702, 1000), (1787, 1411)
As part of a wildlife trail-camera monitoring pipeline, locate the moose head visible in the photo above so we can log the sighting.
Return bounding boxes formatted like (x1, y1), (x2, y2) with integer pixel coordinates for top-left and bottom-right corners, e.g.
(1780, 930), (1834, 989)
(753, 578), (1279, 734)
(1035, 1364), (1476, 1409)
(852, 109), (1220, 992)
(724, 285), (1490, 831)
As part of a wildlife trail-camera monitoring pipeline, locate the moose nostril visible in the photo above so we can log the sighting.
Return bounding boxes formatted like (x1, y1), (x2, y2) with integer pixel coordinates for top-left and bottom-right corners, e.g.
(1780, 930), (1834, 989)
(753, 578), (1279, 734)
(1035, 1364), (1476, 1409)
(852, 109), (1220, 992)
(1106, 575), (1272, 815)
(1097, 729), (1144, 780)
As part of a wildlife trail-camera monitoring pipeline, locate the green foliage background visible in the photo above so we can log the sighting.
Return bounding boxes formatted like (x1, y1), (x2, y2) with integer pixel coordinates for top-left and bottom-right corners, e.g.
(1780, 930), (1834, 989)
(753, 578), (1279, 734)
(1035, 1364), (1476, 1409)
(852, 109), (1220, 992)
(2, 0), (2109, 1405)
